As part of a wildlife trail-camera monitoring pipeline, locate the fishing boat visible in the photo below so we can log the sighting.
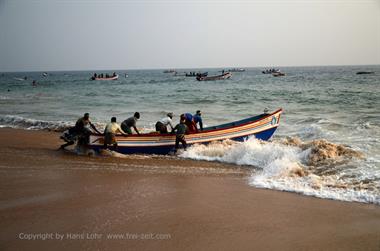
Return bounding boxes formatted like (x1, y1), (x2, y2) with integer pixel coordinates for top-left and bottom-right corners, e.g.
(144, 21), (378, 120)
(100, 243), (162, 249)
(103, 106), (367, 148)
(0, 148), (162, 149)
(88, 109), (282, 155)
(91, 75), (119, 81)
(272, 72), (285, 77)
(186, 72), (208, 77)
(14, 77), (27, 81)
(163, 69), (176, 73)
(228, 68), (245, 72)
(196, 72), (232, 81)
(356, 71), (374, 75)
(262, 69), (280, 74)
(174, 72), (187, 77)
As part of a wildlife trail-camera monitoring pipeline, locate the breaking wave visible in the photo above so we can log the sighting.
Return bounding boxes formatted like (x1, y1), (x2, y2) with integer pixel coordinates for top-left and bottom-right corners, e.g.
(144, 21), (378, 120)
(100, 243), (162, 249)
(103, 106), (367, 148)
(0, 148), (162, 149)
(0, 115), (73, 132)
(180, 137), (380, 204)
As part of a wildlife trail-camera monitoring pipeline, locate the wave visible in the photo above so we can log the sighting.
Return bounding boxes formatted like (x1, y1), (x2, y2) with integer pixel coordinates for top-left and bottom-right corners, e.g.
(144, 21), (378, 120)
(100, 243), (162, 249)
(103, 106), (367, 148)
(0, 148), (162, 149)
(0, 115), (74, 132)
(0, 115), (159, 133)
(180, 137), (379, 204)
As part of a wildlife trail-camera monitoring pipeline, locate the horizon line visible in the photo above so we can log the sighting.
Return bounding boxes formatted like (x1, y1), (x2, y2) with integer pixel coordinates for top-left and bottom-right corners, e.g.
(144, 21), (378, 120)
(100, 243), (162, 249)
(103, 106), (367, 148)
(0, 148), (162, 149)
(1, 63), (379, 73)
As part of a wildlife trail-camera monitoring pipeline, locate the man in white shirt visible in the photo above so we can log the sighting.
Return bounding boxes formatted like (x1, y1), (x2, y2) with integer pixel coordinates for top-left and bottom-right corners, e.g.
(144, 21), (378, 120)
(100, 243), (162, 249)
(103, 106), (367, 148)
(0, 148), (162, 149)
(104, 117), (128, 149)
(155, 112), (174, 134)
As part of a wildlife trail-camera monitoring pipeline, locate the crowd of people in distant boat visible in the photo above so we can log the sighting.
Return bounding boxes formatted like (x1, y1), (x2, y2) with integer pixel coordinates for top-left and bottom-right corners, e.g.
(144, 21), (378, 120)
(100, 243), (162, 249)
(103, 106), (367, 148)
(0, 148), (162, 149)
(262, 68), (280, 74)
(185, 72), (208, 77)
(90, 72), (117, 80)
(59, 110), (203, 153)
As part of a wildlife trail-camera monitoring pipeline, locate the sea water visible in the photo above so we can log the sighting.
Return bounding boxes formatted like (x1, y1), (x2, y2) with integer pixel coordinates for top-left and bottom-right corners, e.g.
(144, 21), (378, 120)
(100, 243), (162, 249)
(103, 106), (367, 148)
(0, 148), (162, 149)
(0, 66), (379, 204)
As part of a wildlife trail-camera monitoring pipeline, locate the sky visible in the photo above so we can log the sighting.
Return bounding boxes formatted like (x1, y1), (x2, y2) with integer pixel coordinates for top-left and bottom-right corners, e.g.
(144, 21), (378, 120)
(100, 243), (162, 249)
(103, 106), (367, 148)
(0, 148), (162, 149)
(0, 0), (379, 72)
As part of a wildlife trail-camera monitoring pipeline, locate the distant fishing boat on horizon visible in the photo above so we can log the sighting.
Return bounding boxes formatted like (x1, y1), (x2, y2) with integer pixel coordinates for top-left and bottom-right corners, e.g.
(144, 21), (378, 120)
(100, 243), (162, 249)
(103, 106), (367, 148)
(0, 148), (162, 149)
(196, 72), (232, 81)
(93, 75), (118, 81)
(90, 72), (119, 81)
(228, 68), (245, 72)
(356, 71), (374, 75)
(163, 69), (176, 73)
(262, 68), (280, 74)
(272, 72), (286, 77)
(185, 72), (208, 77)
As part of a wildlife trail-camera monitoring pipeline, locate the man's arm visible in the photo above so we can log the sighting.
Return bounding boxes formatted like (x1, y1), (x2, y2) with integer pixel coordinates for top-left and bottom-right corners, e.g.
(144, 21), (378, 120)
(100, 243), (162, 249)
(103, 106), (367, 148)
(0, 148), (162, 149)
(90, 122), (102, 134)
(172, 124), (178, 134)
(113, 124), (128, 136)
(133, 126), (140, 135)
(117, 127), (128, 136)
(169, 120), (174, 131)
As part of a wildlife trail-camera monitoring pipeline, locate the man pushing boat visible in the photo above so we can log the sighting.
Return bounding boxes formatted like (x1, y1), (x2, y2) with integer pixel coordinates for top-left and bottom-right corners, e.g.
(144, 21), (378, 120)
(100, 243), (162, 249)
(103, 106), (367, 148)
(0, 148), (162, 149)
(121, 112), (141, 135)
(59, 113), (101, 150)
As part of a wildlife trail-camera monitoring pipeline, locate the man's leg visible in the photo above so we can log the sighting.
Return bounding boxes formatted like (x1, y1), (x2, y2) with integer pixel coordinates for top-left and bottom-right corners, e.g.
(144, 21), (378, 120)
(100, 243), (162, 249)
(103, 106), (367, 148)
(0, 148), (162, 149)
(181, 138), (187, 151)
(59, 141), (74, 150)
(174, 137), (180, 153)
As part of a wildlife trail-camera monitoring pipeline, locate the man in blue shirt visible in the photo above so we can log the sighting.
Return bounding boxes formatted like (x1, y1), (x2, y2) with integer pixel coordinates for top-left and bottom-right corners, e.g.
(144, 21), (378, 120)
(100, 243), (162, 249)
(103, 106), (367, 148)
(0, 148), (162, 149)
(181, 113), (196, 133)
(193, 110), (203, 131)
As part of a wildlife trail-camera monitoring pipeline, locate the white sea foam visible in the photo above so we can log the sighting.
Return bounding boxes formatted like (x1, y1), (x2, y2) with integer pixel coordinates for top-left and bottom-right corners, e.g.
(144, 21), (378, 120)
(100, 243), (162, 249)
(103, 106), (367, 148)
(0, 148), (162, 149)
(0, 115), (73, 131)
(180, 137), (380, 204)
(0, 115), (108, 132)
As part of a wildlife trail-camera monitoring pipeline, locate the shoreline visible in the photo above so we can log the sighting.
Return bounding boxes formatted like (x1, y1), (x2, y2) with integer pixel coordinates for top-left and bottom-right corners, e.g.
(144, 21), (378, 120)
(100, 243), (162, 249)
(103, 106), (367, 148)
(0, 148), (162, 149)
(0, 128), (379, 250)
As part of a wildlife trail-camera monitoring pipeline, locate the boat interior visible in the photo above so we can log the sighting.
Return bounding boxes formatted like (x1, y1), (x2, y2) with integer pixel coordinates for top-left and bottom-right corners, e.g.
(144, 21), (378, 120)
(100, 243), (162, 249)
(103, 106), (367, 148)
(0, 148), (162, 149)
(203, 113), (269, 131)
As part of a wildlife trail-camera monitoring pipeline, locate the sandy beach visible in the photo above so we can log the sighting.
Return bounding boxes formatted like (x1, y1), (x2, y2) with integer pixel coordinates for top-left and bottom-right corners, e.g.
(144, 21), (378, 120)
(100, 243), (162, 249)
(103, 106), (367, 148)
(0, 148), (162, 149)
(0, 128), (379, 250)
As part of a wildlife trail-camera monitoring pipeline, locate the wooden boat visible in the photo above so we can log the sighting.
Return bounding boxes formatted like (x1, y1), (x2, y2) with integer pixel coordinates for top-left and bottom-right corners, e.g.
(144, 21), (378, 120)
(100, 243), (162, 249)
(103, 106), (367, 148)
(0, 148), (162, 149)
(262, 69), (280, 74)
(196, 72), (232, 81)
(91, 75), (119, 81)
(186, 72), (208, 77)
(174, 72), (186, 77)
(14, 77), (27, 81)
(163, 70), (176, 73)
(228, 68), (245, 72)
(356, 71), (374, 75)
(88, 109), (282, 155)
(272, 72), (285, 77)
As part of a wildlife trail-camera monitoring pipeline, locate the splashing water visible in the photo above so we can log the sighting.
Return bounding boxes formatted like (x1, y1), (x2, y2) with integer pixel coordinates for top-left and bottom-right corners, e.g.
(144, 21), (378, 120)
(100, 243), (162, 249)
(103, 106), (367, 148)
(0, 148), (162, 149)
(181, 137), (380, 204)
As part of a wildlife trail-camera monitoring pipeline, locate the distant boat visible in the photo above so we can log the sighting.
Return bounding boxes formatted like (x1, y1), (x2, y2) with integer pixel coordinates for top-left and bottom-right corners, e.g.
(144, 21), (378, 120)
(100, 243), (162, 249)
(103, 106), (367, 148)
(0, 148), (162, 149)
(163, 69), (176, 73)
(174, 72), (187, 77)
(356, 71), (374, 75)
(262, 69), (280, 74)
(228, 68), (245, 72)
(42, 72), (48, 77)
(196, 72), (232, 81)
(14, 77), (27, 81)
(91, 75), (119, 81)
(125, 73), (128, 78)
(272, 72), (285, 77)
(186, 72), (208, 77)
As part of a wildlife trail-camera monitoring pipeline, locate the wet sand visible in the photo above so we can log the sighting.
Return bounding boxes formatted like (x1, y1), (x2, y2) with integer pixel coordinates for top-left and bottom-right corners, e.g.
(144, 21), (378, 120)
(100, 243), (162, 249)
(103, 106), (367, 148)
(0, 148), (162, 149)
(0, 128), (379, 250)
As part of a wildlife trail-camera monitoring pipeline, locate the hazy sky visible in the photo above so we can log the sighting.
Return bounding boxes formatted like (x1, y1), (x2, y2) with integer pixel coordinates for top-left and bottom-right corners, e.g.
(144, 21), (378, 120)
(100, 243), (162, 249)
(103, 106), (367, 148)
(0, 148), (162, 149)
(0, 0), (379, 71)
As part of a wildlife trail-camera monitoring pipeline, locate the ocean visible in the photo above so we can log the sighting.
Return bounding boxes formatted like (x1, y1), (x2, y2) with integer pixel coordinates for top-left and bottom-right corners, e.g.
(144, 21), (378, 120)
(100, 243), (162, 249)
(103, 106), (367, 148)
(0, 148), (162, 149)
(0, 65), (379, 204)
